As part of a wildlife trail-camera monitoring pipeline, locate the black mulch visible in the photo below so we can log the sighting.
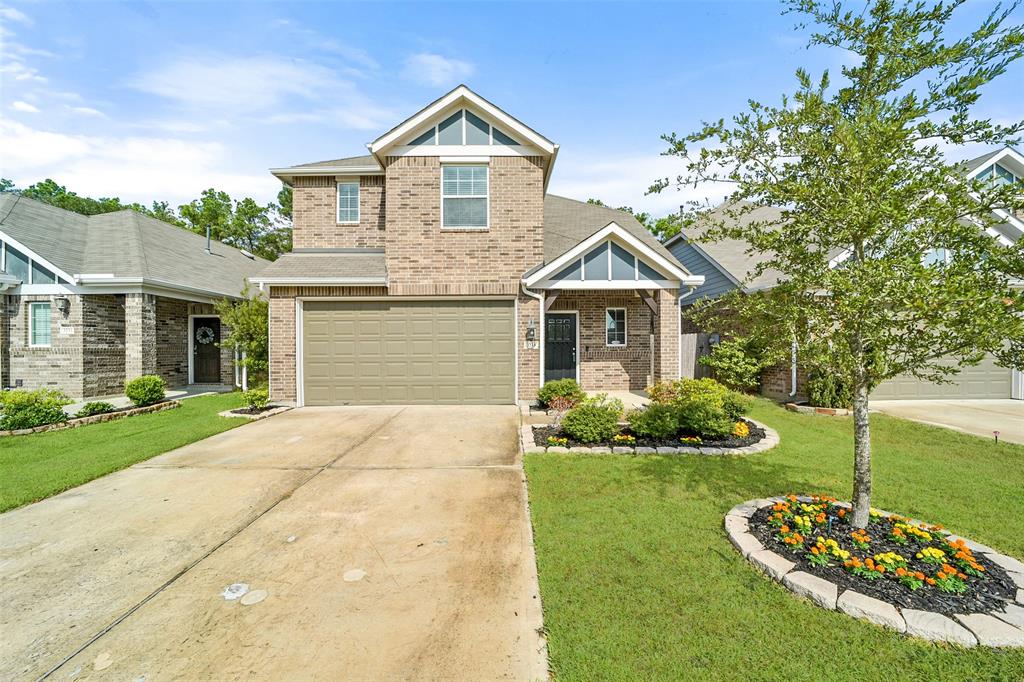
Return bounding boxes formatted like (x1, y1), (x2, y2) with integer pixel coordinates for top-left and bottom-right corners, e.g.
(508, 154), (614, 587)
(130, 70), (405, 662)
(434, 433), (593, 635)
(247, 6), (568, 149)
(229, 406), (276, 416)
(747, 505), (1018, 615)
(533, 419), (765, 449)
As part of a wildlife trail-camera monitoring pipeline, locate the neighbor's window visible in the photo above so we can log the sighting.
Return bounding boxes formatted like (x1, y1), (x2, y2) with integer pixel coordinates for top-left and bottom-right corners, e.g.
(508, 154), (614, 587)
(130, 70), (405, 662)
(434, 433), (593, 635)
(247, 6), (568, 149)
(31, 261), (56, 284)
(337, 182), (360, 223)
(6, 244), (29, 283)
(29, 302), (52, 347)
(606, 308), (627, 346)
(442, 165), (488, 229)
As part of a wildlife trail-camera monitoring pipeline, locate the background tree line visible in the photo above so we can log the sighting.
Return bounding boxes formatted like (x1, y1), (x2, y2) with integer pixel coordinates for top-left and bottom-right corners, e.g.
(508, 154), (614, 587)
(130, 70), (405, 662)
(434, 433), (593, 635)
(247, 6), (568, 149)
(0, 178), (294, 262)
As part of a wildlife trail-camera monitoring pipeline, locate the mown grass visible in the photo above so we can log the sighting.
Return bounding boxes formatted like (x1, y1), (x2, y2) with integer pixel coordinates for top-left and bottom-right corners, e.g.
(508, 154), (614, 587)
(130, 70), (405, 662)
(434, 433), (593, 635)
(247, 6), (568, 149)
(0, 392), (244, 512)
(525, 400), (1024, 681)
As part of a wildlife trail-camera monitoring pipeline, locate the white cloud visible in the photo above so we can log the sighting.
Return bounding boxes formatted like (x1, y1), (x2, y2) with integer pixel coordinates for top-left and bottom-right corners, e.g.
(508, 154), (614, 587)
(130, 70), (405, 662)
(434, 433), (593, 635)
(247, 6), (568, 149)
(67, 105), (106, 117)
(0, 60), (46, 83)
(0, 6), (32, 25)
(10, 100), (39, 113)
(0, 120), (280, 205)
(402, 53), (475, 87)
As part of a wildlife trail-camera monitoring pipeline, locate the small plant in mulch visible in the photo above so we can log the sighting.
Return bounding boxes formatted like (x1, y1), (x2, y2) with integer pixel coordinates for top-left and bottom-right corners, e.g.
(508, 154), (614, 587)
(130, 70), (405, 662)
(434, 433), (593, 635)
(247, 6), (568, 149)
(546, 436), (569, 448)
(748, 494), (1017, 615)
(231, 388), (273, 415)
(612, 434), (636, 446)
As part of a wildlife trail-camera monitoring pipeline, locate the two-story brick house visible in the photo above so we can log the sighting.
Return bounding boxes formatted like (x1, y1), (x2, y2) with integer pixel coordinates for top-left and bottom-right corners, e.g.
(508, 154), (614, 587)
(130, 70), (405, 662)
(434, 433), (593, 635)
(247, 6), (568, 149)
(255, 86), (704, 406)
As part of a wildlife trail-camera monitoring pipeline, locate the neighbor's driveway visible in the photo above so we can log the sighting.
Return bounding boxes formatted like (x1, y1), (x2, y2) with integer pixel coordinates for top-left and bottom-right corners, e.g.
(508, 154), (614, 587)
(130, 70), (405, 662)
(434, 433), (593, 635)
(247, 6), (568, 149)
(871, 399), (1024, 445)
(0, 406), (546, 681)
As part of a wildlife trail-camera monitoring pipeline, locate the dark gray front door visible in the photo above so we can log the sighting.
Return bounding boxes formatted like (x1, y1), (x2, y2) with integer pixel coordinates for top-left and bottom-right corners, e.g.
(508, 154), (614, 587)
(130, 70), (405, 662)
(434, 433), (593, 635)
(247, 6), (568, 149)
(545, 313), (576, 382)
(193, 317), (221, 383)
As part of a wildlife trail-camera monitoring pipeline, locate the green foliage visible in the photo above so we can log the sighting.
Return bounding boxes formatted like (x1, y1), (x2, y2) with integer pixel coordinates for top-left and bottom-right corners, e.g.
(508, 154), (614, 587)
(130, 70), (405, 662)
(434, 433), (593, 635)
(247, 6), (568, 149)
(74, 402), (116, 418)
(242, 388), (270, 411)
(124, 375), (166, 407)
(676, 394), (735, 439)
(277, 185), (293, 220)
(627, 404), (679, 438)
(561, 394), (625, 443)
(0, 389), (71, 430)
(214, 285), (269, 372)
(649, 378), (749, 438)
(807, 370), (854, 408)
(699, 338), (773, 392)
(537, 379), (586, 407)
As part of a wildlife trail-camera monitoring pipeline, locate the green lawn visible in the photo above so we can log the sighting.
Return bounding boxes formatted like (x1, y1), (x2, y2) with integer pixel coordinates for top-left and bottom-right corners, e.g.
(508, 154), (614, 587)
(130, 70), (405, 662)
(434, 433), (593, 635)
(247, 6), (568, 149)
(0, 392), (244, 512)
(525, 400), (1024, 681)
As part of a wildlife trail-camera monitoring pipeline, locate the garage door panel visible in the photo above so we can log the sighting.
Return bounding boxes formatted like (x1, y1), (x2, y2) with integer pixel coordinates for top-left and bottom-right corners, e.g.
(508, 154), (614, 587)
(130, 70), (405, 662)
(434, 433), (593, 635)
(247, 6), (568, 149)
(303, 300), (514, 405)
(873, 354), (1011, 399)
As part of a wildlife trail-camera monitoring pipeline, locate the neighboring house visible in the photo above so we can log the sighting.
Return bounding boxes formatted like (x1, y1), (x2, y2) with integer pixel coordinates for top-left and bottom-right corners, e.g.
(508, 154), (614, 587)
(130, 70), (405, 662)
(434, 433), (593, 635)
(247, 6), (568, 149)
(665, 146), (1024, 401)
(0, 194), (269, 399)
(253, 85), (704, 406)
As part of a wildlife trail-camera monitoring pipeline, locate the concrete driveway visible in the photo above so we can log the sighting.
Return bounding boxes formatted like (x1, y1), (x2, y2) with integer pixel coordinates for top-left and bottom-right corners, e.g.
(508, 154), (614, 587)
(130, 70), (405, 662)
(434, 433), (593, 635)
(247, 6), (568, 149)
(0, 406), (547, 681)
(871, 399), (1024, 444)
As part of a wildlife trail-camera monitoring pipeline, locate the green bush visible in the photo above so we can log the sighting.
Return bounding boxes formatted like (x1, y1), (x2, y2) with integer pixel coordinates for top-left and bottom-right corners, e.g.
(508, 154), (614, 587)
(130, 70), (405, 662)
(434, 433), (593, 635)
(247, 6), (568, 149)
(721, 391), (754, 421)
(243, 388), (270, 411)
(627, 404), (678, 439)
(0, 388), (71, 430)
(676, 394), (734, 439)
(807, 370), (853, 408)
(75, 401), (116, 418)
(124, 375), (166, 407)
(698, 338), (767, 392)
(537, 379), (586, 408)
(648, 378), (750, 439)
(561, 393), (624, 443)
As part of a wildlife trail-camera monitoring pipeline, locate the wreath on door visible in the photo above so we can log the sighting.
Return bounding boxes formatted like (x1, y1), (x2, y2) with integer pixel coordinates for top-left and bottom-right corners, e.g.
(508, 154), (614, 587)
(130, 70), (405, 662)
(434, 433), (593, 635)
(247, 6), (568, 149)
(195, 326), (216, 345)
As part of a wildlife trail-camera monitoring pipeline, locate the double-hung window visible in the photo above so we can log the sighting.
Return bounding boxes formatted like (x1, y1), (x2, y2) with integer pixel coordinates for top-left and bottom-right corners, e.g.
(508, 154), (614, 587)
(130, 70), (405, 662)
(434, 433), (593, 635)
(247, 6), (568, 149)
(29, 302), (52, 347)
(337, 182), (359, 223)
(442, 165), (488, 229)
(606, 308), (627, 347)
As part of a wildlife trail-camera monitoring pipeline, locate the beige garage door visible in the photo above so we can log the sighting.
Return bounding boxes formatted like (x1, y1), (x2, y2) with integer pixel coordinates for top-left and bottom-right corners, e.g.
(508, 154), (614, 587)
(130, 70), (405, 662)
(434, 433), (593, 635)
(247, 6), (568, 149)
(302, 300), (515, 406)
(873, 354), (1012, 399)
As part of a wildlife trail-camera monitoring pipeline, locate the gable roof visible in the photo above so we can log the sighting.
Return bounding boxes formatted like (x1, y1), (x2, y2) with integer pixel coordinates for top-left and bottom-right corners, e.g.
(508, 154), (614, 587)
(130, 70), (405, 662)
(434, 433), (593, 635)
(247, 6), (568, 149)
(542, 195), (674, 263)
(0, 193), (269, 299)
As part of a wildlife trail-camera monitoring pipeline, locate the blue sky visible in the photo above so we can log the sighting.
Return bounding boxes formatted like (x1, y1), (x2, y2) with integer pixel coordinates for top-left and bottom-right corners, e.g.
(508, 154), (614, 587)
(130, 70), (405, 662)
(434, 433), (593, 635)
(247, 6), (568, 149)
(1, 1), (1021, 217)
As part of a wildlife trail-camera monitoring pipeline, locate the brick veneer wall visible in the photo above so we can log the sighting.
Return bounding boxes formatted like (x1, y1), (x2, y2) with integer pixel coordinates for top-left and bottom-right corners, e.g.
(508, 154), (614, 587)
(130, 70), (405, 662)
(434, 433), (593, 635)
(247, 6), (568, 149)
(6, 294), (84, 396)
(81, 294), (126, 397)
(124, 293), (157, 380)
(292, 175), (385, 249)
(156, 297), (189, 386)
(0, 294), (8, 389)
(517, 292), (541, 400)
(384, 156), (544, 296)
(654, 289), (681, 381)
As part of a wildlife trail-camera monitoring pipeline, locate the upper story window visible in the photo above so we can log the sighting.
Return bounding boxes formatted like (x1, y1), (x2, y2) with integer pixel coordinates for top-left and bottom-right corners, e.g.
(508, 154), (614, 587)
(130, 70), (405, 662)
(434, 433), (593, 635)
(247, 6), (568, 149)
(5, 243), (29, 282)
(977, 163), (1019, 187)
(337, 182), (359, 223)
(606, 308), (627, 346)
(29, 301), (52, 347)
(407, 109), (520, 147)
(442, 165), (488, 230)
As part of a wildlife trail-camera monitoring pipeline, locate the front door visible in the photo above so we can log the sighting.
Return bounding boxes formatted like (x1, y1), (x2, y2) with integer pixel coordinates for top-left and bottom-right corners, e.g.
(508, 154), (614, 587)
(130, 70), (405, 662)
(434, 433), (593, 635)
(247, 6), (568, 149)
(192, 317), (221, 383)
(545, 313), (577, 383)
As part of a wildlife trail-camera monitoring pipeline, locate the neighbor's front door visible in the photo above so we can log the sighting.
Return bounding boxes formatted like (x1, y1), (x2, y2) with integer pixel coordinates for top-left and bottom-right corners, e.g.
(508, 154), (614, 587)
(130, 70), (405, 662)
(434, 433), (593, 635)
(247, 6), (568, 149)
(545, 313), (576, 383)
(193, 317), (221, 383)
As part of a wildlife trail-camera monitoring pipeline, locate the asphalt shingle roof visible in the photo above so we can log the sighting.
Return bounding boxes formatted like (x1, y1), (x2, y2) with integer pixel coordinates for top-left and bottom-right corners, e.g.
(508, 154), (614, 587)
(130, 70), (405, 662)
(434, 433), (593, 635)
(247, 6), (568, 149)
(256, 250), (387, 281)
(283, 155), (382, 171)
(0, 194), (269, 298)
(542, 195), (675, 263)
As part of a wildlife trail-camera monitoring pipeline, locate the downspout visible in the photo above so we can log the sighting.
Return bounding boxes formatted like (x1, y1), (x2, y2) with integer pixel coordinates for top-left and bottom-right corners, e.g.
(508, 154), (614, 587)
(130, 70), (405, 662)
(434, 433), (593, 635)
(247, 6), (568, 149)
(789, 338), (798, 399)
(520, 281), (544, 390)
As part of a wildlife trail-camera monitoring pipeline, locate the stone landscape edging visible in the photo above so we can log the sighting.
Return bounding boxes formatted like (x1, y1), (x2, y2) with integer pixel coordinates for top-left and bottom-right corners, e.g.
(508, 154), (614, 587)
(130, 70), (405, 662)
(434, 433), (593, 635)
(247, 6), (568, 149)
(725, 497), (1024, 648)
(218, 405), (293, 421)
(521, 419), (780, 456)
(0, 400), (181, 436)
(785, 403), (852, 417)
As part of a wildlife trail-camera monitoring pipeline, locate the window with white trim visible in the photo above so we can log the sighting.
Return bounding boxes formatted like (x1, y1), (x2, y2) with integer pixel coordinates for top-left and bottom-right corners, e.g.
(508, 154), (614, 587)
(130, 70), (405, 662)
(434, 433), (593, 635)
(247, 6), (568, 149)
(337, 182), (359, 223)
(29, 302), (52, 347)
(606, 308), (626, 346)
(406, 109), (520, 146)
(442, 165), (488, 229)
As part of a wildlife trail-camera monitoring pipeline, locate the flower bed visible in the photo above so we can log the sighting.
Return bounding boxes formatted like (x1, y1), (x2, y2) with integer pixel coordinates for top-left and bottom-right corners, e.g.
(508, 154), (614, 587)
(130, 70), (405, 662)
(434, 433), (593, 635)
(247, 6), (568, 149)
(746, 495), (1018, 615)
(533, 418), (766, 450)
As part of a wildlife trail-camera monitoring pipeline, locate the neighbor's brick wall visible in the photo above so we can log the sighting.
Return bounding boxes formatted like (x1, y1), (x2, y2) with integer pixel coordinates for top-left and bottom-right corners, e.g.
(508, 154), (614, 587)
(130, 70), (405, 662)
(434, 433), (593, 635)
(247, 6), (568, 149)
(517, 292), (541, 400)
(292, 175), (385, 249)
(549, 291), (655, 391)
(384, 156), (544, 296)
(654, 289), (681, 381)
(6, 294), (84, 397)
(761, 361), (808, 401)
(268, 286), (388, 402)
(81, 294), (126, 397)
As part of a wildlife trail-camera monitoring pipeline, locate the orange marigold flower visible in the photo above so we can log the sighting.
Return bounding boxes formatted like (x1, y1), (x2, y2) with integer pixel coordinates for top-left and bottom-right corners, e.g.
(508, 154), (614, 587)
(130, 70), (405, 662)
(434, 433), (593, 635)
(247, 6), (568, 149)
(780, 525), (790, 533)
(896, 567), (907, 577)
(876, 565), (886, 573)
(926, 577), (936, 585)
(914, 572), (925, 580)
(958, 572), (967, 580)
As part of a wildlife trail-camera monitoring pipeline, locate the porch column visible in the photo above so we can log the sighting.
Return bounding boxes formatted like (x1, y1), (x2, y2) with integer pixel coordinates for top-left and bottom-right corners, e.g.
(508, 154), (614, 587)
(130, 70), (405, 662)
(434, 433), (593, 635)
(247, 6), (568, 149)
(124, 292), (157, 380)
(653, 288), (680, 381)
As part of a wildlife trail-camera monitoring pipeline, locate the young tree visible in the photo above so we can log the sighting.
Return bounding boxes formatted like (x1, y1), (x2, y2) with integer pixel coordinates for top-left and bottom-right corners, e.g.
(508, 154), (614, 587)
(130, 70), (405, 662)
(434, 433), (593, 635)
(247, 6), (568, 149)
(214, 284), (269, 375)
(653, 0), (1024, 527)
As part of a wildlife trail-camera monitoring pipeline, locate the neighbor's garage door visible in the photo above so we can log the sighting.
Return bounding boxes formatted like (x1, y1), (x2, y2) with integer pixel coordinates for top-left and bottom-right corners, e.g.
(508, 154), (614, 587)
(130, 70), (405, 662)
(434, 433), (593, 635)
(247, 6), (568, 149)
(302, 300), (515, 406)
(873, 354), (1012, 399)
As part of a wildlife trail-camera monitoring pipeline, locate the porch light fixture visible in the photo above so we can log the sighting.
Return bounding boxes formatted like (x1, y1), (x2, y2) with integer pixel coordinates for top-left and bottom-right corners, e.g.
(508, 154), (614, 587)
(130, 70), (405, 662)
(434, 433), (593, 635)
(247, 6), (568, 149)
(526, 317), (537, 342)
(54, 297), (71, 317)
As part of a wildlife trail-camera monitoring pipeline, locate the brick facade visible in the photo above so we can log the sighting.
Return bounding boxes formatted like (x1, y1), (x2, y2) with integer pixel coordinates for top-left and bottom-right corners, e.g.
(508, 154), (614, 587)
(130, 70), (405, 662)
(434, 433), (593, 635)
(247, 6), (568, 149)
(292, 175), (386, 249)
(81, 295), (126, 397)
(517, 292), (541, 400)
(5, 294), (83, 396)
(124, 293), (157, 380)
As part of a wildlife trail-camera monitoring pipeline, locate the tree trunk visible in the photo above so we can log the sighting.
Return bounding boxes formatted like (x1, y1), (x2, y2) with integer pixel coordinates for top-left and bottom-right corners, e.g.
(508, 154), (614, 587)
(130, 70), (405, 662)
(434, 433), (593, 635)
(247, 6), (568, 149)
(851, 379), (872, 528)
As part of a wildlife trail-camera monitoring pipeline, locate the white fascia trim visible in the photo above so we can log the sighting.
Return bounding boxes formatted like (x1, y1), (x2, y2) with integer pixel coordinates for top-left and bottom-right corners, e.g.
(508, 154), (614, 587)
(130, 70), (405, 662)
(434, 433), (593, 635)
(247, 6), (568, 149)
(0, 229), (78, 284)
(70, 276), (242, 301)
(533, 279), (684, 290)
(388, 145), (546, 158)
(523, 222), (701, 287)
(251, 277), (388, 286)
(270, 167), (383, 180)
(369, 85), (556, 155)
(965, 147), (1024, 180)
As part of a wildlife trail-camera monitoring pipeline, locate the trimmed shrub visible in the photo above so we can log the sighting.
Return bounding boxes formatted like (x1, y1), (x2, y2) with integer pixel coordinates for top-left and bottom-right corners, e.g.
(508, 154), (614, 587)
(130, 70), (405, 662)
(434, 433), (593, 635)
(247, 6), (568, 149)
(698, 338), (767, 392)
(0, 388), (71, 430)
(124, 375), (166, 407)
(627, 404), (679, 439)
(721, 391), (754, 421)
(648, 378), (751, 439)
(75, 401), (116, 418)
(561, 393), (624, 443)
(537, 379), (586, 408)
(242, 388), (270, 411)
(676, 394), (734, 439)
(808, 370), (853, 408)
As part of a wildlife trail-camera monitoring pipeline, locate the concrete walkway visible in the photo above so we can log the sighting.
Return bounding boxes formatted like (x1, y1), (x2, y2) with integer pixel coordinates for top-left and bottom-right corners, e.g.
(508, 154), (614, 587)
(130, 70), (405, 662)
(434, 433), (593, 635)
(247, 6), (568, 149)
(871, 399), (1024, 445)
(0, 406), (547, 681)
(63, 383), (234, 415)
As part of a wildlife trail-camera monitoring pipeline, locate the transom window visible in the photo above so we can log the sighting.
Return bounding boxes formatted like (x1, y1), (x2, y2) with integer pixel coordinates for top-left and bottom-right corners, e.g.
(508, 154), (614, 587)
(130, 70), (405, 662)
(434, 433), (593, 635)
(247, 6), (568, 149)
(29, 301), (52, 347)
(606, 308), (627, 347)
(442, 165), (488, 229)
(407, 109), (519, 147)
(337, 182), (360, 223)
